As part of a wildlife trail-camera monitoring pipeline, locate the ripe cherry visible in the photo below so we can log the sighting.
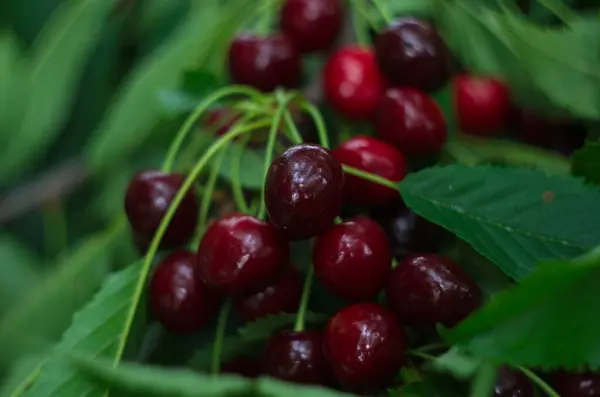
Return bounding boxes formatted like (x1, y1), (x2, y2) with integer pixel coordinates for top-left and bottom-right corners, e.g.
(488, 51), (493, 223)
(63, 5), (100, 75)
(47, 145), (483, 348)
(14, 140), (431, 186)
(280, 0), (343, 54)
(333, 136), (406, 206)
(323, 46), (385, 120)
(493, 367), (534, 397)
(375, 87), (447, 156)
(196, 213), (289, 295)
(454, 75), (510, 136)
(552, 371), (600, 397)
(313, 216), (391, 301)
(228, 34), (301, 92)
(203, 107), (240, 136)
(125, 171), (198, 249)
(221, 356), (262, 378)
(514, 110), (586, 156)
(233, 264), (302, 322)
(263, 330), (331, 385)
(323, 302), (406, 394)
(375, 18), (451, 92)
(386, 253), (481, 328)
(265, 143), (344, 240)
(149, 250), (220, 334)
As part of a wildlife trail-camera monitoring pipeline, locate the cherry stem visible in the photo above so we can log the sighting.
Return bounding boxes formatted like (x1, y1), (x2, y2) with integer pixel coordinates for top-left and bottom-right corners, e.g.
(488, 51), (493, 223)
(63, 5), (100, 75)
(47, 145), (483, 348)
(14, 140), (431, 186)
(298, 99), (329, 149)
(294, 265), (314, 332)
(211, 299), (232, 375)
(343, 165), (400, 192)
(198, 143), (229, 234)
(518, 367), (560, 397)
(231, 134), (252, 214)
(371, 0), (393, 24)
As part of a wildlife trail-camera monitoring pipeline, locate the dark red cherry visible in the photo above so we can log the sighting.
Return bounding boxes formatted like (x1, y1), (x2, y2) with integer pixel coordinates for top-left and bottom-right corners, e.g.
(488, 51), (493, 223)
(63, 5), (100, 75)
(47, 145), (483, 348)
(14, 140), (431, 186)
(263, 330), (331, 385)
(323, 302), (406, 394)
(552, 371), (600, 397)
(196, 213), (289, 295)
(375, 87), (447, 156)
(493, 367), (534, 397)
(125, 171), (198, 249)
(386, 253), (482, 328)
(333, 136), (407, 206)
(265, 143), (344, 240)
(313, 216), (391, 301)
(149, 250), (220, 333)
(375, 17), (451, 92)
(514, 110), (586, 156)
(221, 356), (262, 378)
(280, 0), (343, 53)
(203, 107), (240, 136)
(454, 75), (510, 136)
(323, 46), (385, 120)
(228, 33), (301, 92)
(233, 264), (302, 322)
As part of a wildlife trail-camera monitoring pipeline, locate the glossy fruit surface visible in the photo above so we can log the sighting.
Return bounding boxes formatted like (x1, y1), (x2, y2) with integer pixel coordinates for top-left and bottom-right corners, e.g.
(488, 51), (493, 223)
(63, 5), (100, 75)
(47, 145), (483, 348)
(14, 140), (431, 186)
(386, 253), (481, 328)
(125, 171), (198, 249)
(454, 75), (510, 136)
(221, 356), (262, 378)
(263, 330), (331, 385)
(313, 216), (391, 301)
(493, 367), (534, 397)
(552, 371), (600, 397)
(233, 264), (302, 322)
(228, 34), (301, 92)
(280, 0), (342, 53)
(149, 250), (220, 333)
(375, 87), (447, 156)
(323, 46), (384, 120)
(265, 143), (344, 240)
(204, 107), (240, 136)
(323, 302), (406, 394)
(196, 213), (289, 295)
(333, 136), (407, 206)
(375, 18), (450, 92)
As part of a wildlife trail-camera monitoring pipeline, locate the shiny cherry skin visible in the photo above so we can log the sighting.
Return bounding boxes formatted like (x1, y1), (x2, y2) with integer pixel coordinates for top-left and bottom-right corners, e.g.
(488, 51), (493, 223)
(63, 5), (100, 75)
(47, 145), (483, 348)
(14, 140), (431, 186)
(221, 356), (262, 378)
(149, 250), (220, 333)
(125, 171), (198, 249)
(552, 371), (600, 397)
(386, 253), (482, 328)
(228, 34), (301, 92)
(333, 136), (407, 207)
(233, 264), (302, 322)
(280, 0), (343, 53)
(204, 107), (240, 136)
(454, 75), (510, 136)
(323, 302), (406, 394)
(196, 213), (289, 295)
(493, 367), (534, 397)
(265, 143), (344, 240)
(323, 46), (385, 120)
(263, 330), (331, 385)
(313, 216), (392, 301)
(375, 87), (448, 156)
(375, 18), (451, 92)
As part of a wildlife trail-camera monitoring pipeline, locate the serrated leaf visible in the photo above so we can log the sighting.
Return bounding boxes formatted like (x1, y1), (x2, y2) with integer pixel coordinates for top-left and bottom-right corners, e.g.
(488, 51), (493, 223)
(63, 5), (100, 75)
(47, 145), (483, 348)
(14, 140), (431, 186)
(571, 141), (600, 186)
(399, 164), (600, 280)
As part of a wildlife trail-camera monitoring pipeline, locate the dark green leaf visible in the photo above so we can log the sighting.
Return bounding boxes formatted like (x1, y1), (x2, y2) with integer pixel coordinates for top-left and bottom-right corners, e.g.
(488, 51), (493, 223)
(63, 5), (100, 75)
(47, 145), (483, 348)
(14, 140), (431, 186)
(400, 164), (600, 280)
(0, 354), (44, 397)
(182, 69), (226, 97)
(157, 89), (203, 115)
(469, 362), (497, 397)
(392, 374), (467, 397)
(0, 32), (23, 149)
(571, 141), (600, 186)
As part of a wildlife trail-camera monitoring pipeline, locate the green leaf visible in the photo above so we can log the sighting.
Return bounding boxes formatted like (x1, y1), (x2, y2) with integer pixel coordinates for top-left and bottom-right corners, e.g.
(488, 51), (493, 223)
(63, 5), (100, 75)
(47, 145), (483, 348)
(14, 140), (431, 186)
(182, 69), (226, 97)
(571, 140), (600, 186)
(400, 164), (600, 280)
(469, 362), (497, 397)
(443, 246), (600, 370)
(0, 355), (44, 397)
(431, 347), (482, 380)
(0, 0), (117, 184)
(0, 32), (23, 148)
(392, 374), (467, 397)
(217, 145), (265, 190)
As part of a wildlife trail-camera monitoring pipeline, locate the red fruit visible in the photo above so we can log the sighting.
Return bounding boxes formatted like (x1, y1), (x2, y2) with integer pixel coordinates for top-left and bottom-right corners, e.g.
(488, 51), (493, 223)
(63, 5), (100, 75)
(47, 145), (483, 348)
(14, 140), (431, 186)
(514, 110), (586, 156)
(333, 136), (407, 206)
(493, 367), (534, 397)
(233, 265), (302, 322)
(323, 302), (406, 394)
(386, 253), (481, 328)
(323, 46), (385, 120)
(149, 250), (220, 333)
(204, 107), (240, 136)
(454, 75), (510, 136)
(280, 0), (343, 53)
(552, 371), (600, 397)
(221, 356), (262, 378)
(313, 216), (391, 301)
(196, 213), (289, 295)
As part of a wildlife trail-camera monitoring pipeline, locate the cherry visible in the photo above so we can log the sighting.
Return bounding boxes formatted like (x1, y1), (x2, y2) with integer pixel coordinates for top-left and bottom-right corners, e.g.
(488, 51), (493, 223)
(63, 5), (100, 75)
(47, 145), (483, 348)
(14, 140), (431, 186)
(333, 136), (407, 207)
(203, 107), (240, 136)
(149, 250), (220, 333)
(323, 46), (385, 120)
(265, 143), (344, 240)
(375, 18), (451, 92)
(386, 253), (481, 328)
(313, 216), (391, 301)
(228, 34), (301, 92)
(196, 213), (289, 295)
(375, 87), (448, 156)
(323, 302), (406, 394)
(263, 330), (331, 385)
(221, 356), (262, 378)
(454, 75), (510, 136)
(233, 264), (302, 322)
(552, 371), (600, 397)
(493, 367), (534, 397)
(125, 171), (198, 249)
(280, 0), (343, 54)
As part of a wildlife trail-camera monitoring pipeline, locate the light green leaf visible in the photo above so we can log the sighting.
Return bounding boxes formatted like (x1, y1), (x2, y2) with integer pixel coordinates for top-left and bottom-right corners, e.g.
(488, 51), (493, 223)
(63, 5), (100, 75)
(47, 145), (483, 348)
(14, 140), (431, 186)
(217, 145), (265, 190)
(571, 141), (600, 187)
(399, 164), (600, 280)
(392, 374), (467, 397)
(469, 362), (497, 397)
(431, 347), (482, 380)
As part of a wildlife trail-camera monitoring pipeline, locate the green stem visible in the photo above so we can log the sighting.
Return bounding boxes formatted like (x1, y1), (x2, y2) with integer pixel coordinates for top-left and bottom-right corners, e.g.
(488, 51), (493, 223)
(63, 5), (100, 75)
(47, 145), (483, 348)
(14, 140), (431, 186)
(518, 367), (560, 397)
(371, 0), (393, 24)
(298, 99), (329, 149)
(294, 265), (314, 332)
(211, 300), (232, 375)
(198, 144), (229, 233)
(343, 165), (401, 192)
(282, 110), (303, 145)
(231, 134), (251, 214)
(407, 350), (437, 361)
